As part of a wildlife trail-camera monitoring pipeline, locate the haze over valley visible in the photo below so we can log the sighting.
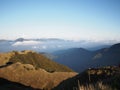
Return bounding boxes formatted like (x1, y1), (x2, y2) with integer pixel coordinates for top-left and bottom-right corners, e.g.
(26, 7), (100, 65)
(0, 37), (118, 52)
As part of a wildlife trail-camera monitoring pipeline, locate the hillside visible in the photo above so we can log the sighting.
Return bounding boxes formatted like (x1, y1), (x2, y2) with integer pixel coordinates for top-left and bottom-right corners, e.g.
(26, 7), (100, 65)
(0, 50), (76, 89)
(53, 48), (93, 72)
(0, 62), (77, 90)
(92, 43), (120, 67)
(0, 50), (73, 72)
(53, 66), (120, 90)
(53, 43), (120, 72)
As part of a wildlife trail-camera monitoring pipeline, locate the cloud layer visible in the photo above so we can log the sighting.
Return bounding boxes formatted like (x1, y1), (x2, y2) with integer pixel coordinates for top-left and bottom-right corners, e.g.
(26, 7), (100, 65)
(12, 41), (43, 46)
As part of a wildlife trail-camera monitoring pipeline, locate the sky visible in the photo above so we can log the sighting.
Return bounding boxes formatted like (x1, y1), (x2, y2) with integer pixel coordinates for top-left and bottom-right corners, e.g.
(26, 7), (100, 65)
(0, 0), (120, 41)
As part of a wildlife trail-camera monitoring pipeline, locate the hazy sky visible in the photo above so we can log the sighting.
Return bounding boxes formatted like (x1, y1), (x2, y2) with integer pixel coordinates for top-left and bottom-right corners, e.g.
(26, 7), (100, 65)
(0, 0), (120, 41)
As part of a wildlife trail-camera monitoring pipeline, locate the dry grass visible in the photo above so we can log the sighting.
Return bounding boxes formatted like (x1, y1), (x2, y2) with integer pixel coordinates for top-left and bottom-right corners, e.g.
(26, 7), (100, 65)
(53, 66), (120, 90)
(75, 81), (115, 90)
(5, 50), (73, 72)
(0, 52), (15, 66)
(0, 62), (77, 90)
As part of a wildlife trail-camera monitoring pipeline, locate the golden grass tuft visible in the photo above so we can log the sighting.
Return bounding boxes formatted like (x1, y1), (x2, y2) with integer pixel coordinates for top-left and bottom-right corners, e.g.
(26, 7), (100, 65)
(76, 81), (114, 90)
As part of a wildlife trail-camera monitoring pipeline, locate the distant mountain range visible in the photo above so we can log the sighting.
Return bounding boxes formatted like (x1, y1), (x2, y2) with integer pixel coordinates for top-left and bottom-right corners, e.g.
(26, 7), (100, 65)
(0, 38), (115, 52)
(53, 43), (120, 72)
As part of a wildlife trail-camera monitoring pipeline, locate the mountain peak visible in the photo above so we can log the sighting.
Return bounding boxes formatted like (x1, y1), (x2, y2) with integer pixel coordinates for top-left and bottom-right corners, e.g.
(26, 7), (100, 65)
(109, 43), (120, 52)
(15, 38), (25, 42)
(110, 43), (120, 48)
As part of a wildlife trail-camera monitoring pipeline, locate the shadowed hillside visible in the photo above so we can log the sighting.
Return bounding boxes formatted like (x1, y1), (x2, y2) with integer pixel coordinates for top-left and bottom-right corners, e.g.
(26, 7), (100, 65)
(53, 66), (120, 90)
(53, 48), (93, 72)
(0, 78), (37, 90)
(53, 43), (120, 72)
(92, 43), (120, 67)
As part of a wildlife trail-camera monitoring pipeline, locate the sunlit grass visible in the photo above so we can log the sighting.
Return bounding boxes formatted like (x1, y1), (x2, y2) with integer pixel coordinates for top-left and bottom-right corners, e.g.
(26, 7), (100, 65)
(73, 80), (116, 90)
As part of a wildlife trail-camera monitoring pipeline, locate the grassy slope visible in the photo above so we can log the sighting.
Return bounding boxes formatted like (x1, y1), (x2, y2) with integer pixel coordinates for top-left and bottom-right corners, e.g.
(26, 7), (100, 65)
(0, 62), (77, 90)
(8, 51), (73, 72)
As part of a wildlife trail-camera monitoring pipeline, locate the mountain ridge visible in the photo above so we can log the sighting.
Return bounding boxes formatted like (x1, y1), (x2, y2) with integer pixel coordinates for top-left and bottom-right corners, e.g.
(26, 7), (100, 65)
(53, 43), (120, 72)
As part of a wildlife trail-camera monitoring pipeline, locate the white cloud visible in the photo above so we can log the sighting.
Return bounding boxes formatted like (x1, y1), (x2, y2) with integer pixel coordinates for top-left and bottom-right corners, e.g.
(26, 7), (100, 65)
(12, 41), (43, 46)
(57, 45), (63, 48)
(41, 46), (47, 49)
(32, 46), (38, 49)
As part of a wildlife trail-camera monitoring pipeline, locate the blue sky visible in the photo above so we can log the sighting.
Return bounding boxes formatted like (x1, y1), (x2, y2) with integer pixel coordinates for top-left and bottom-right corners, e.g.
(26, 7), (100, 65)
(0, 0), (120, 41)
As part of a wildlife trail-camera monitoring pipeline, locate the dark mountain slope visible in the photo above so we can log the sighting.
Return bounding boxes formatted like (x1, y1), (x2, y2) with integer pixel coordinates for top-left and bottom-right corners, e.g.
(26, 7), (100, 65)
(92, 43), (120, 67)
(53, 66), (120, 90)
(53, 48), (93, 72)
(53, 43), (120, 72)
